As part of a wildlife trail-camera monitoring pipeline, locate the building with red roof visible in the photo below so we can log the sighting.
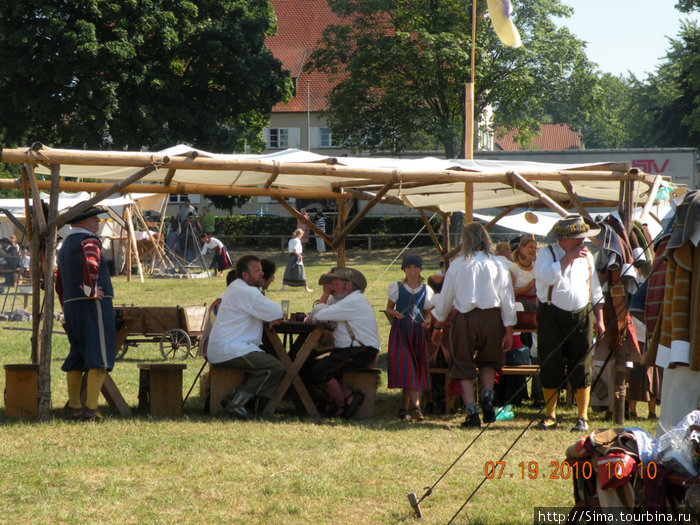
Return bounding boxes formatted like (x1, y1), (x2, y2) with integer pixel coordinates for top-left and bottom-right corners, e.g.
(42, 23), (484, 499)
(264, 0), (343, 153)
(494, 123), (581, 151)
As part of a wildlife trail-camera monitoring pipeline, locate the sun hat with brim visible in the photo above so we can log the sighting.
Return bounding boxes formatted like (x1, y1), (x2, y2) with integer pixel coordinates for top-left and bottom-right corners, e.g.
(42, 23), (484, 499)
(318, 266), (340, 286)
(66, 206), (108, 225)
(546, 214), (600, 242)
(320, 267), (367, 292)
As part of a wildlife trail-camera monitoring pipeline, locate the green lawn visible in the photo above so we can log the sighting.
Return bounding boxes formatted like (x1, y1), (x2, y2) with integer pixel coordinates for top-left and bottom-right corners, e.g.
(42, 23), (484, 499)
(0, 249), (658, 524)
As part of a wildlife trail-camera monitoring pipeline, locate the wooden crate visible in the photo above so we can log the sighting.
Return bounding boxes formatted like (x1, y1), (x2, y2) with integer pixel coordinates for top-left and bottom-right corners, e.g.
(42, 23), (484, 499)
(115, 306), (182, 335)
(180, 305), (207, 335)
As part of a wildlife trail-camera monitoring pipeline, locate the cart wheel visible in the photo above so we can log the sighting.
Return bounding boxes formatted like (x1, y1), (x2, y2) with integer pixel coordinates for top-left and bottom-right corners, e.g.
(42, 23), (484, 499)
(189, 337), (201, 358)
(160, 329), (192, 360)
(116, 343), (129, 361)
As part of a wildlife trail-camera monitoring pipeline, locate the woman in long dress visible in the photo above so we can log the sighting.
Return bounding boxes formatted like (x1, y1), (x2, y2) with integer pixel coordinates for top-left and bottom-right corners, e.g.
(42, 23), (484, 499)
(281, 229), (313, 291)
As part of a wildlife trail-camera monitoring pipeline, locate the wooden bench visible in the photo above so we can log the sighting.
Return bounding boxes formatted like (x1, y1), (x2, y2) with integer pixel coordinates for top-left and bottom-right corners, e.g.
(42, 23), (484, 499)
(208, 365), (244, 416)
(341, 367), (381, 419)
(502, 365), (540, 376)
(3, 363), (39, 418)
(427, 365), (541, 413)
(137, 363), (187, 417)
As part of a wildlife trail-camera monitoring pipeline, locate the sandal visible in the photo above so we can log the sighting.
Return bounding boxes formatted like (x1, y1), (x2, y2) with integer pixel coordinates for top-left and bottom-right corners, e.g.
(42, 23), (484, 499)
(343, 390), (365, 419)
(412, 408), (425, 422)
(398, 409), (412, 422)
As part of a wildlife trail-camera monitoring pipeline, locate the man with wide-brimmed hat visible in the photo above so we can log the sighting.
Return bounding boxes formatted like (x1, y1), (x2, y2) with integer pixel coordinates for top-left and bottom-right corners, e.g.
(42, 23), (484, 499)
(55, 204), (114, 421)
(308, 267), (380, 418)
(534, 214), (605, 433)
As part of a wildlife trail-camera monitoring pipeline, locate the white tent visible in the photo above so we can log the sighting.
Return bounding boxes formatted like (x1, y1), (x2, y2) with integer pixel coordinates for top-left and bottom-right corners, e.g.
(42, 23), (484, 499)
(21, 145), (664, 213)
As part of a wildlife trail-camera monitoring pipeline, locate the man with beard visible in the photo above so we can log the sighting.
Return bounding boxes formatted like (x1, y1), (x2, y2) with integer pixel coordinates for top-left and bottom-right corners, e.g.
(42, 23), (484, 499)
(308, 267), (380, 418)
(207, 255), (285, 419)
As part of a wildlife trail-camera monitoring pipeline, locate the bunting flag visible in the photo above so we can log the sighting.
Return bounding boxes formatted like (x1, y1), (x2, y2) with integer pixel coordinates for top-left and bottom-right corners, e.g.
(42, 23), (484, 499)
(486, 0), (522, 48)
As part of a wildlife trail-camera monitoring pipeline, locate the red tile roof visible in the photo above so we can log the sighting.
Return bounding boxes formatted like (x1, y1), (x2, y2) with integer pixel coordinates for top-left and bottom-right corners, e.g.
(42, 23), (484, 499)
(495, 123), (581, 151)
(267, 0), (341, 113)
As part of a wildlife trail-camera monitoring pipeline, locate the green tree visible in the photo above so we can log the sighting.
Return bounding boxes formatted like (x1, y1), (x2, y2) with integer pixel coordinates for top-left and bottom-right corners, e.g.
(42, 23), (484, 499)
(624, 22), (700, 149)
(205, 194), (252, 213)
(676, 0), (700, 12)
(307, 0), (595, 157)
(0, 0), (292, 152)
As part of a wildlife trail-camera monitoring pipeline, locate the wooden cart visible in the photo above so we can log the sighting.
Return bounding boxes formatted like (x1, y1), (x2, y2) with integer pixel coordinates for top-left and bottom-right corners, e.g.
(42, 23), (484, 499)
(114, 304), (207, 360)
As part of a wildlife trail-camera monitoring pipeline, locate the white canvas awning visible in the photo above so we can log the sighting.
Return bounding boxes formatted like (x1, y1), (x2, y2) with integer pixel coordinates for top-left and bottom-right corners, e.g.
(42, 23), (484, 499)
(11, 145), (663, 214)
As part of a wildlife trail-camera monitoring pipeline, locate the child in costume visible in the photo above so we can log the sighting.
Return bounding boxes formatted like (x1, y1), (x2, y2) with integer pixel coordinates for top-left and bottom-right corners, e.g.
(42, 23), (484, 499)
(385, 254), (433, 421)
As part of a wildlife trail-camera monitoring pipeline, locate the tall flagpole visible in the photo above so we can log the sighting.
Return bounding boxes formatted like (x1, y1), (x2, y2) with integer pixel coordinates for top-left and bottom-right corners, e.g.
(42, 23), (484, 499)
(463, 0), (477, 221)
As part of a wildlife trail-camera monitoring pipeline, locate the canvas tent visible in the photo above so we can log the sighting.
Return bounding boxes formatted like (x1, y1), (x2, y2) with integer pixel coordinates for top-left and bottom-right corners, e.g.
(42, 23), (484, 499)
(0, 143), (672, 420)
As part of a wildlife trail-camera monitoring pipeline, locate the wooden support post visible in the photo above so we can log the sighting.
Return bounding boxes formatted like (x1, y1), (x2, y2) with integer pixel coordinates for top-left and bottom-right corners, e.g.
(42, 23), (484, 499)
(37, 164), (61, 420)
(22, 162), (47, 235)
(418, 209), (444, 257)
(443, 213), (451, 257)
(125, 205), (145, 283)
(336, 196), (346, 267)
(560, 180), (593, 221)
(639, 175), (662, 221)
(464, 182), (474, 222)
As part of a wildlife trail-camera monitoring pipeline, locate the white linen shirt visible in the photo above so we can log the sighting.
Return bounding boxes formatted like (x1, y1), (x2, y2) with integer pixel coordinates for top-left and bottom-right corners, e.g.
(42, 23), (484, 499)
(509, 261), (535, 290)
(533, 243), (604, 311)
(207, 278), (283, 363)
(288, 237), (302, 254)
(200, 236), (224, 256)
(311, 290), (381, 349)
(387, 281), (434, 311)
(432, 252), (517, 326)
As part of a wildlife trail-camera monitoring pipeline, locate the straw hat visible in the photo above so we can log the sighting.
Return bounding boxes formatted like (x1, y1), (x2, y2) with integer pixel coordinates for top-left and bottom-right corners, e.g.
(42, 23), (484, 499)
(546, 214), (600, 242)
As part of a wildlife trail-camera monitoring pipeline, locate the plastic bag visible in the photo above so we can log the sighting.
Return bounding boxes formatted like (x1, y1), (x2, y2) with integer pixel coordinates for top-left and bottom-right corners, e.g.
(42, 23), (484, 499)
(495, 405), (514, 421)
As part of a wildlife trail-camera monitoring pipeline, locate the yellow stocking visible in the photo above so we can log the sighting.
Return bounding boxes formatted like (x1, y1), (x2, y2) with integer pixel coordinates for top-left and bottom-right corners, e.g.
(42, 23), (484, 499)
(574, 386), (591, 420)
(66, 370), (83, 410)
(542, 387), (558, 420)
(85, 368), (106, 410)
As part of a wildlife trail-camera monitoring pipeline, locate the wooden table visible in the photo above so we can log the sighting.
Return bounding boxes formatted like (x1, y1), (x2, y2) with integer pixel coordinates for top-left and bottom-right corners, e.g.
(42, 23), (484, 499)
(261, 320), (327, 417)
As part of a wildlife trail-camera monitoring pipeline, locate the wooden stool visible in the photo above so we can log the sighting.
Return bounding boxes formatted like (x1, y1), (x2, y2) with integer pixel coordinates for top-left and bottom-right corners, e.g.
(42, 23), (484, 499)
(4, 364), (39, 418)
(209, 366), (244, 415)
(137, 363), (186, 417)
(342, 367), (381, 419)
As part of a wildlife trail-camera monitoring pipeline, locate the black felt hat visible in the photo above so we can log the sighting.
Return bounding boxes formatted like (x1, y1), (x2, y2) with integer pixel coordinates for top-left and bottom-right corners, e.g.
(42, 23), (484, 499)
(66, 205), (107, 225)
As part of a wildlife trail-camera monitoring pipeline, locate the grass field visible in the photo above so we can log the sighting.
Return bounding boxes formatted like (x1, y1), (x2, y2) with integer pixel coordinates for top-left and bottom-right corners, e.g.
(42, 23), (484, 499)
(0, 249), (658, 524)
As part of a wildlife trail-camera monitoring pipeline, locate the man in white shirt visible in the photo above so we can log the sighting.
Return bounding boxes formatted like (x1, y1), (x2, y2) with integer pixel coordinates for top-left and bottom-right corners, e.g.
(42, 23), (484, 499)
(207, 255), (285, 419)
(431, 222), (516, 428)
(309, 267), (380, 418)
(534, 214), (604, 433)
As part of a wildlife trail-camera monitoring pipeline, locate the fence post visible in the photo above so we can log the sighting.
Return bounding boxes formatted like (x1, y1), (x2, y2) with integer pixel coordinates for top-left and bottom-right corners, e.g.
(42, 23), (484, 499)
(367, 236), (372, 255)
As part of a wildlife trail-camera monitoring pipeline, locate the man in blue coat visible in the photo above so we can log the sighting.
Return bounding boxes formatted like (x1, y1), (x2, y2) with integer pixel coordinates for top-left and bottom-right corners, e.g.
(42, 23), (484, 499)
(56, 204), (115, 421)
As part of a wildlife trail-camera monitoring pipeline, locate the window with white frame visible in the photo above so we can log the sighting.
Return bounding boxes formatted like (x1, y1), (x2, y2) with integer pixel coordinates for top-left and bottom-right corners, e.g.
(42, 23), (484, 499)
(269, 128), (289, 148)
(264, 127), (301, 149)
(319, 128), (335, 147)
(309, 127), (338, 149)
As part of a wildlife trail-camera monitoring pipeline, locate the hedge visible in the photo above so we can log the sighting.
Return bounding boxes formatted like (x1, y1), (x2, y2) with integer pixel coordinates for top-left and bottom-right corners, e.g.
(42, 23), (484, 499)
(207, 214), (444, 250)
